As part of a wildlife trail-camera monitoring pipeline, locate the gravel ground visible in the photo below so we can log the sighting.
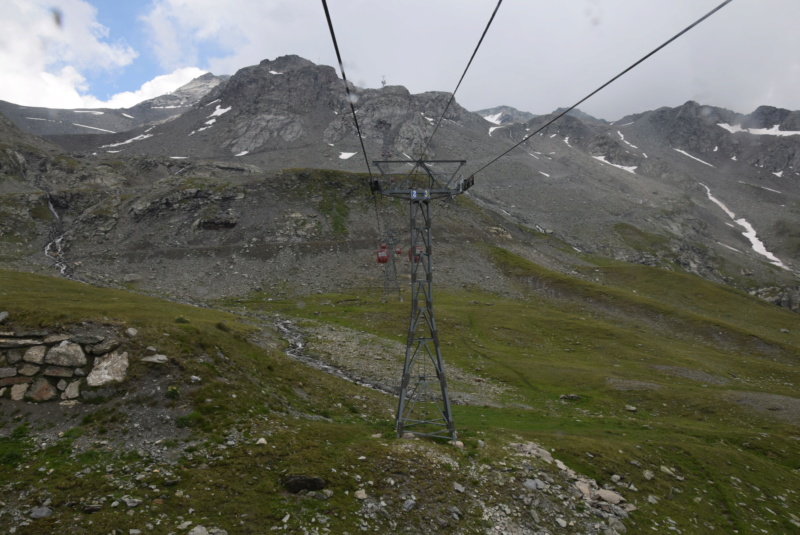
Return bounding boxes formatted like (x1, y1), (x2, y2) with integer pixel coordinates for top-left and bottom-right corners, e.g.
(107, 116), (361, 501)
(297, 319), (512, 407)
(727, 391), (800, 427)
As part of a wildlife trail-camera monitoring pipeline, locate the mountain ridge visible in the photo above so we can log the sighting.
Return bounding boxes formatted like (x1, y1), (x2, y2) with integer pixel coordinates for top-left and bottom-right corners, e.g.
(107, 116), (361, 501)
(0, 55), (797, 308)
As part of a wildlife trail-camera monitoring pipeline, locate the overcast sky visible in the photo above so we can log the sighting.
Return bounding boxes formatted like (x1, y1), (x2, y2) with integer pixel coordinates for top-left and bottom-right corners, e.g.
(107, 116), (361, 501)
(2, 0), (799, 121)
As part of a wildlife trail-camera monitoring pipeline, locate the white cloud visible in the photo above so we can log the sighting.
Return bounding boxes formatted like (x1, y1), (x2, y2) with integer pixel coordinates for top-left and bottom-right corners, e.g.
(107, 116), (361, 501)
(83, 67), (208, 108)
(0, 0), (137, 108)
(140, 0), (323, 73)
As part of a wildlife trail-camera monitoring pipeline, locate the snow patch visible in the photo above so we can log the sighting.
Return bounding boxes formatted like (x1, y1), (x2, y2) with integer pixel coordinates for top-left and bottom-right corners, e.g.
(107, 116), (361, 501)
(592, 155), (637, 174)
(717, 242), (742, 253)
(205, 99), (220, 107)
(122, 113), (134, 119)
(539, 171), (550, 177)
(269, 70), (283, 75)
(208, 105), (231, 118)
(73, 123), (116, 133)
(339, 152), (357, 159)
(674, 148), (714, 167)
(739, 181), (782, 194)
(773, 170), (783, 178)
(73, 110), (104, 115)
(617, 130), (639, 149)
(489, 126), (504, 136)
(101, 133), (153, 148)
(169, 156), (188, 159)
(563, 136), (571, 147)
(700, 183), (788, 269)
(234, 151), (249, 157)
(483, 112), (503, 125)
(718, 123), (800, 136)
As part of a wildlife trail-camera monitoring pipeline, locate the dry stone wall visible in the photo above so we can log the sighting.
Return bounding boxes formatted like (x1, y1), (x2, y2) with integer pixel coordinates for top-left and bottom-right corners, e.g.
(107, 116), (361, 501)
(0, 321), (130, 403)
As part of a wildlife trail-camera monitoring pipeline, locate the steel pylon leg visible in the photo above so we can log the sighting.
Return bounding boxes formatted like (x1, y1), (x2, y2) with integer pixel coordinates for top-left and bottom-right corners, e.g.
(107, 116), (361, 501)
(395, 198), (456, 441)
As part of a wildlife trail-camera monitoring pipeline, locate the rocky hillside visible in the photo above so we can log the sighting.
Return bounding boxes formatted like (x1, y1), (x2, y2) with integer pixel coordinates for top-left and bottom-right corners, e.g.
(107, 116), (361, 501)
(1, 55), (795, 308)
(0, 73), (227, 138)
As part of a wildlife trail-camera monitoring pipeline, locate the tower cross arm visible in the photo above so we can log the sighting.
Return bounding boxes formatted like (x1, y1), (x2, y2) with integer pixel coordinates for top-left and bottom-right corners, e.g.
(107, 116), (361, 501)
(371, 160), (470, 198)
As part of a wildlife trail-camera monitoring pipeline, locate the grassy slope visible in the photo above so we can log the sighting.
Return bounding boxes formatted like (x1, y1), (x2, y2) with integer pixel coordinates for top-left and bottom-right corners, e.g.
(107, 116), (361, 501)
(237, 248), (800, 534)
(2, 248), (799, 534)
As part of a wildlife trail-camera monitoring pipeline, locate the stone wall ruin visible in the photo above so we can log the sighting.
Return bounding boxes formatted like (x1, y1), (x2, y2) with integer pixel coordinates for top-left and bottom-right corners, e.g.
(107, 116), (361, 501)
(0, 328), (130, 403)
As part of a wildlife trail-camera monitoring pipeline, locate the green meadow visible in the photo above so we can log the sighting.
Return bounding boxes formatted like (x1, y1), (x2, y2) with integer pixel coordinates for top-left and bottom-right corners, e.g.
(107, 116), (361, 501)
(1, 246), (799, 534)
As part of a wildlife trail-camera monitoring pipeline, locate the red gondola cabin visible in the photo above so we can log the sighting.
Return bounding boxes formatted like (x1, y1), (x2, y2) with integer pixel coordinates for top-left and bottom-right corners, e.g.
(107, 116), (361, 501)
(408, 245), (423, 263)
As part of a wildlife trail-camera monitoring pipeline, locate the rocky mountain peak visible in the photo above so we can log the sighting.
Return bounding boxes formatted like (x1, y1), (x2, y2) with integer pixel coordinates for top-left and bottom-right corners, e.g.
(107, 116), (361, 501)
(742, 105), (800, 131)
(131, 73), (228, 112)
(552, 107), (606, 125)
(475, 105), (535, 125)
(220, 56), (340, 114)
(258, 55), (318, 73)
(170, 72), (228, 101)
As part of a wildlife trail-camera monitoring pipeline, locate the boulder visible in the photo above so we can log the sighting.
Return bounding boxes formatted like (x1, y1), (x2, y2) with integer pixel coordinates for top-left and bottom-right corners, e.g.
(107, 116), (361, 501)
(29, 506), (53, 519)
(141, 354), (168, 364)
(87, 350), (128, 386)
(282, 475), (327, 493)
(23, 345), (47, 364)
(575, 480), (593, 499)
(27, 378), (57, 402)
(0, 376), (31, 388)
(45, 342), (87, 367)
(89, 338), (121, 355)
(0, 338), (42, 349)
(18, 364), (40, 376)
(71, 334), (105, 345)
(596, 488), (625, 505)
(11, 383), (29, 400)
(6, 348), (23, 364)
(63, 380), (81, 400)
(43, 366), (73, 377)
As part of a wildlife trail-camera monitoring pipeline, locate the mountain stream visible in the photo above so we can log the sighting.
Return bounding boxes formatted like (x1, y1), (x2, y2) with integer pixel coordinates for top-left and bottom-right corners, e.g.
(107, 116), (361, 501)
(43, 195), (68, 276)
(275, 319), (396, 396)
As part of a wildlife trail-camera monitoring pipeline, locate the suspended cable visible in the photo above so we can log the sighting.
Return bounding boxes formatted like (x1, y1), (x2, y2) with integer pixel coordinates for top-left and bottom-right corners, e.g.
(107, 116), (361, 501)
(469, 0), (733, 177)
(321, 0), (395, 298)
(321, 0), (373, 181)
(414, 0), (503, 163)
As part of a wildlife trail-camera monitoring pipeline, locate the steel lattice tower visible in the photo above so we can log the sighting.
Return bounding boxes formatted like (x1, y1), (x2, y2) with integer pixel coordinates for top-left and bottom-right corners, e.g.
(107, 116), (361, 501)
(372, 160), (473, 441)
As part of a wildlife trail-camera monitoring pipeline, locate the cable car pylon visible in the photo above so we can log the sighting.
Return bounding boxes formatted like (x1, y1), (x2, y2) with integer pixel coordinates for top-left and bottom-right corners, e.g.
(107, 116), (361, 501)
(372, 159), (474, 442)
